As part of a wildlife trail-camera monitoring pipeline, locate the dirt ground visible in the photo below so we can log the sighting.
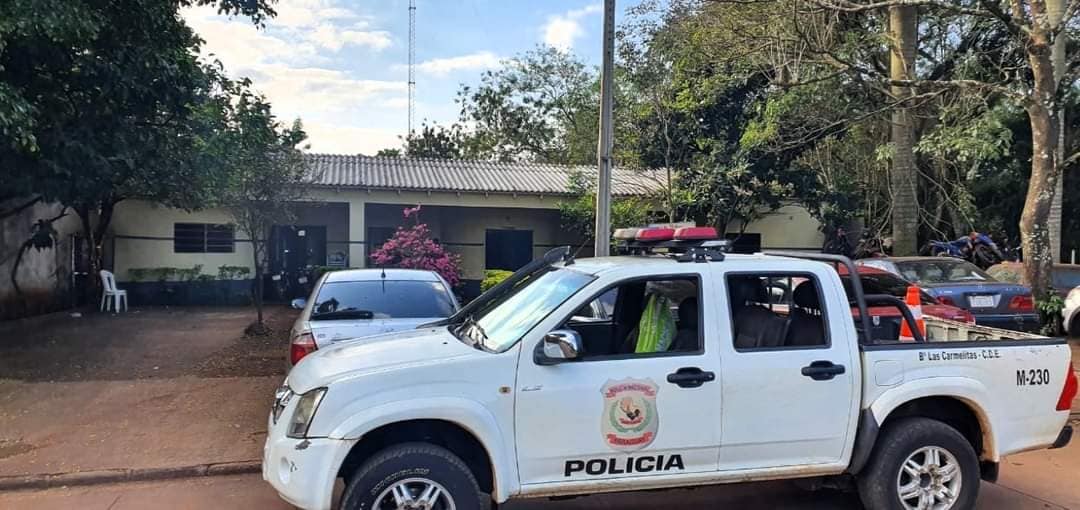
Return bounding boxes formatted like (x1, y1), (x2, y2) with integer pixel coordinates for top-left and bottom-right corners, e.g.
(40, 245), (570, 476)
(0, 306), (298, 381)
(0, 306), (298, 477)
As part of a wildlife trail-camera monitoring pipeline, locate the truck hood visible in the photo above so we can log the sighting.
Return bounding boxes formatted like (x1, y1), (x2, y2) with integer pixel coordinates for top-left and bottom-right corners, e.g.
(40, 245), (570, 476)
(286, 327), (484, 393)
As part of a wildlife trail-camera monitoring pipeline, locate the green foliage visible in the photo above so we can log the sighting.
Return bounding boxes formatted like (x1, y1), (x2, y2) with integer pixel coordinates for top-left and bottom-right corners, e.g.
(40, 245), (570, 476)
(1036, 294), (1066, 336)
(457, 46), (600, 164)
(557, 171), (653, 243)
(375, 148), (402, 157)
(481, 270), (514, 293)
(309, 266), (344, 282)
(217, 265), (251, 280)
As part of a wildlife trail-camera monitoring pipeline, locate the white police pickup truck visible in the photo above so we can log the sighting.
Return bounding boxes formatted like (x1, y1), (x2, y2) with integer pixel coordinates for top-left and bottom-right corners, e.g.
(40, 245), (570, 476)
(264, 234), (1076, 510)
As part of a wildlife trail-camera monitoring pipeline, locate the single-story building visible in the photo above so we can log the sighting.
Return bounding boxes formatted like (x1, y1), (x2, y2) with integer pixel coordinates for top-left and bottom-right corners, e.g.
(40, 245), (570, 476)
(106, 155), (825, 301)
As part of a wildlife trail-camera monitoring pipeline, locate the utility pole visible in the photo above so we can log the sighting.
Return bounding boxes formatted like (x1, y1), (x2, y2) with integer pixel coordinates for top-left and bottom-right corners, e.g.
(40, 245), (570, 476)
(595, 0), (615, 257)
(1048, 0), (1065, 263)
(408, 0), (416, 136)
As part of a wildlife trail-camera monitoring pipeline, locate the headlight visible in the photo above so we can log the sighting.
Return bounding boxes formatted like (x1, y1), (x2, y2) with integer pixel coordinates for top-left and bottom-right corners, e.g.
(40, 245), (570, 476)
(287, 388), (326, 438)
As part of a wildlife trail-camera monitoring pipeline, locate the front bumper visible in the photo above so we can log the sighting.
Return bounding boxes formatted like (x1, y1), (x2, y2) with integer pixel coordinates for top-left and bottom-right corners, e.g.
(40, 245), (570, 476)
(1051, 425), (1073, 449)
(263, 417), (355, 510)
(974, 313), (1041, 333)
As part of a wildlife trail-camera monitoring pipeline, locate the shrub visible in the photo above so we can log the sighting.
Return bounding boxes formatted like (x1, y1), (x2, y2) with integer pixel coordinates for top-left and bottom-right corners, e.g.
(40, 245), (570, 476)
(370, 221), (463, 287)
(481, 270), (513, 292)
(217, 265), (251, 280)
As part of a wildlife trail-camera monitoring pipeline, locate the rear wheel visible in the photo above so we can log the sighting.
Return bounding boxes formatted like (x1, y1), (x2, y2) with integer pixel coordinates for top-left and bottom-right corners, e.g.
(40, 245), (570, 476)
(340, 442), (487, 510)
(857, 417), (979, 510)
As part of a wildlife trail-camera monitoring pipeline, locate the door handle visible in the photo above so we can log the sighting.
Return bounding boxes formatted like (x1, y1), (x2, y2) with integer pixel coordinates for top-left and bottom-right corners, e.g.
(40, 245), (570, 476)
(666, 367), (716, 388)
(801, 360), (846, 381)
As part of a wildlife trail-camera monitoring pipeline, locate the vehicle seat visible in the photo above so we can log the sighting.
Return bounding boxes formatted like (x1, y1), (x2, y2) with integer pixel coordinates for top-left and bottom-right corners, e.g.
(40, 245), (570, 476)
(671, 298), (698, 351)
(787, 282), (825, 347)
(731, 279), (789, 349)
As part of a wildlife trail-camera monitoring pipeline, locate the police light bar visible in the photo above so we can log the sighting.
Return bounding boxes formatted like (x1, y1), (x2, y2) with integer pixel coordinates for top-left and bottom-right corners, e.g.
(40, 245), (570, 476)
(613, 228), (641, 241)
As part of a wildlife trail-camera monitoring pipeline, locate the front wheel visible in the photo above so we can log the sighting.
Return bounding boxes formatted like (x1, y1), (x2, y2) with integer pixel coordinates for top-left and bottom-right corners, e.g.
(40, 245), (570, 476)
(340, 442), (488, 510)
(857, 417), (980, 510)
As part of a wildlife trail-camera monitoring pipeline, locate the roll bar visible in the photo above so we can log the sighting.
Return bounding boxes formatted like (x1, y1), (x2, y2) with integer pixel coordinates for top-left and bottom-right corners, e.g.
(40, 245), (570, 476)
(763, 251), (918, 344)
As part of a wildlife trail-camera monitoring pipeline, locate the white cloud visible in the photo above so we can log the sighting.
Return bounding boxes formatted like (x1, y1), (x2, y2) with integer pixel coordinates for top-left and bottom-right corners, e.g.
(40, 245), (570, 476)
(302, 123), (404, 155)
(414, 51), (502, 77)
(309, 24), (392, 51)
(542, 4), (602, 52)
(182, 3), (406, 154)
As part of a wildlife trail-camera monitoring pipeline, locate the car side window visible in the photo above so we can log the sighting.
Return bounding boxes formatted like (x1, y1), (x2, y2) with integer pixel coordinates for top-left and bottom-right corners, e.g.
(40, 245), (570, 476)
(727, 273), (829, 350)
(560, 276), (702, 359)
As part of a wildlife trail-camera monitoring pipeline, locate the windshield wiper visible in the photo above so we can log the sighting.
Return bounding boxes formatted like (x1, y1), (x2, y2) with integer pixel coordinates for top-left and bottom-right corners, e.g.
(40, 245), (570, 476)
(310, 309), (375, 321)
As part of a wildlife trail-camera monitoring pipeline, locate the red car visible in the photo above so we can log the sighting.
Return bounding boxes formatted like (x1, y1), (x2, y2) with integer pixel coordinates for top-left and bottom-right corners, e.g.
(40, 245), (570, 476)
(837, 265), (975, 340)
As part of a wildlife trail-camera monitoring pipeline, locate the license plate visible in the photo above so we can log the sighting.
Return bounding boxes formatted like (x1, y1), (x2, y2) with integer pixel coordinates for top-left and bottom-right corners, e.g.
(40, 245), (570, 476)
(969, 295), (995, 308)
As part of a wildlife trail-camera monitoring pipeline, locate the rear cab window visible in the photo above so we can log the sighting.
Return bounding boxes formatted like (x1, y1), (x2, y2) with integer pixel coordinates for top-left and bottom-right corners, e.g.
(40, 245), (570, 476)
(725, 273), (830, 350)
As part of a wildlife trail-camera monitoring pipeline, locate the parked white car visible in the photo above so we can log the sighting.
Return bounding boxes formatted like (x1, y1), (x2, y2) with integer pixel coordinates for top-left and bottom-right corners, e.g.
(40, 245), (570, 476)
(288, 268), (459, 366)
(265, 242), (1075, 510)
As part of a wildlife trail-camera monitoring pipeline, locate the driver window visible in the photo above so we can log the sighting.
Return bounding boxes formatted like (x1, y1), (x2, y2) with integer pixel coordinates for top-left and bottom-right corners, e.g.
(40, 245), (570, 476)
(561, 276), (702, 359)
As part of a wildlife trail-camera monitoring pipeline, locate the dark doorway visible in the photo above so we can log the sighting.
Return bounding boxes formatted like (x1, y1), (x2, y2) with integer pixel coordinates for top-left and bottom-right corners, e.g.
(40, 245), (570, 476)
(270, 225), (327, 272)
(486, 229), (533, 271)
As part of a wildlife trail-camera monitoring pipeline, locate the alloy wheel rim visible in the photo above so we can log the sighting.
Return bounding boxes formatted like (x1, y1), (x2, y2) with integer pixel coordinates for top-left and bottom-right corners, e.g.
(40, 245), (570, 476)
(896, 445), (962, 510)
(374, 477), (456, 510)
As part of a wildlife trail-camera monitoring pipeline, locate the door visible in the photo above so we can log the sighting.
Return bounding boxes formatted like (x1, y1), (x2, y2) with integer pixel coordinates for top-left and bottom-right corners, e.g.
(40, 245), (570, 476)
(515, 272), (723, 486)
(714, 267), (857, 471)
(486, 229), (533, 271)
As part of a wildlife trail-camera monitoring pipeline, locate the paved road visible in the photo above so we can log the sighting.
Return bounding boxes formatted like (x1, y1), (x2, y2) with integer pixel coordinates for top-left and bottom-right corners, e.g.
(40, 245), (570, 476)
(3, 440), (1076, 510)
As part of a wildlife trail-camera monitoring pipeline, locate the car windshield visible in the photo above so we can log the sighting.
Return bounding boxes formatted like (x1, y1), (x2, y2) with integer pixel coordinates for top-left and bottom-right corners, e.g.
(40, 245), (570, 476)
(310, 280), (455, 320)
(844, 274), (936, 305)
(462, 267), (594, 352)
(896, 260), (991, 284)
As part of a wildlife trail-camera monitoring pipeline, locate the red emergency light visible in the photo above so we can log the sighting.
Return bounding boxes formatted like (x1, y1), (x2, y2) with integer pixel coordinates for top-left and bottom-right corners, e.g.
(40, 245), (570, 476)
(674, 226), (719, 240)
(635, 228), (676, 242)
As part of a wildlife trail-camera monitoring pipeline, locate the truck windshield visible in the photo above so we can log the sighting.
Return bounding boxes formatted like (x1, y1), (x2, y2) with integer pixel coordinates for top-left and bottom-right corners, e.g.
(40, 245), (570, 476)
(461, 267), (594, 352)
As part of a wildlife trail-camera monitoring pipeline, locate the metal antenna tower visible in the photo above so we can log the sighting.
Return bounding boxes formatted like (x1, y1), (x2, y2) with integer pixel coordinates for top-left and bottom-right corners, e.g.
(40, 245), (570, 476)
(408, 0), (416, 136)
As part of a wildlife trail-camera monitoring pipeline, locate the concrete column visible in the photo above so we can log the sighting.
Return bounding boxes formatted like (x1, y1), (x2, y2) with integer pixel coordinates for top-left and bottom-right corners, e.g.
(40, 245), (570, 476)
(348, 200), (366, 268)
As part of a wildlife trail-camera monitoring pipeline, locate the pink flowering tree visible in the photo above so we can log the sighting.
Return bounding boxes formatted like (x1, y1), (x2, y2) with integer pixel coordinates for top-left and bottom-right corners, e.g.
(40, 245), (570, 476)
(370, 206), (463, 287)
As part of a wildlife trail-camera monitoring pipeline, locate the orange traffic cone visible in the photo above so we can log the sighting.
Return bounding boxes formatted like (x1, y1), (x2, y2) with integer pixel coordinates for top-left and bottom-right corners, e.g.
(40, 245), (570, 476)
(899, 285), (926, 342)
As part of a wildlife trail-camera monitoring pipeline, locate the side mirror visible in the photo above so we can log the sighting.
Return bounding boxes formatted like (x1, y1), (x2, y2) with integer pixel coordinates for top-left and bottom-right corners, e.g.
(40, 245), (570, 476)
(535, 329), (583, 365)
(290, 298), (307, 310)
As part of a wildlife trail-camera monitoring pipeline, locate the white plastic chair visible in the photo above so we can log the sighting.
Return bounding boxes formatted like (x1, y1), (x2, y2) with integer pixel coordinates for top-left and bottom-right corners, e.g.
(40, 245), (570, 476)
(99, 270), (128, 313)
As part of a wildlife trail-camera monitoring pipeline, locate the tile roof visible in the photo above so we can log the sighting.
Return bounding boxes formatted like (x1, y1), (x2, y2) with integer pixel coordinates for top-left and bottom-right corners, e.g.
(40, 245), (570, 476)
(306, 154), (666, 196)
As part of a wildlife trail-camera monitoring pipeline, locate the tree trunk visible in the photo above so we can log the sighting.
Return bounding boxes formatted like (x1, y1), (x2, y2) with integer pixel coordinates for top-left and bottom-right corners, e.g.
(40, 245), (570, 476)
(1021, 36), (1060, 301)
(889, 5), (919, 256)
(252, 238), (264, 326)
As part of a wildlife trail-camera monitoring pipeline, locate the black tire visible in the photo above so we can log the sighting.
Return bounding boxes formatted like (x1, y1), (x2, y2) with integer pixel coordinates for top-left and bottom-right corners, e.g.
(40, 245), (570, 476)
(972, 245), (1002, 269)
(857, 417), (980, 510)
(340, 442), (487, 510)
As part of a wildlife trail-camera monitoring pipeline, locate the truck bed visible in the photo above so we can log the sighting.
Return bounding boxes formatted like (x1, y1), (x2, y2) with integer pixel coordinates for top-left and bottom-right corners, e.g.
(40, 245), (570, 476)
(924, 316), (1047, 342)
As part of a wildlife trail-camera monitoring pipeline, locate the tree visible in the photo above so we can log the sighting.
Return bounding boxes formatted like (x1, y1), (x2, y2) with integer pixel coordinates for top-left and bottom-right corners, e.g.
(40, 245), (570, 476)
(0, 0), (273, 298)
(375, 148), (402, 158)
(369, 206), (463, 287)
(888, 5), (920, 255)
(457, 46), (600, 164)
(217, 84), (311, 335)
(403, 123), (474, 159)
(557, 171), (654, 252)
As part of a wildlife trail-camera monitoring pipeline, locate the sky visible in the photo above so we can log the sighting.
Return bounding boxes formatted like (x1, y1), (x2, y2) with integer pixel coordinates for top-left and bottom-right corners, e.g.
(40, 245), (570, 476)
(183, 1), (618, 155)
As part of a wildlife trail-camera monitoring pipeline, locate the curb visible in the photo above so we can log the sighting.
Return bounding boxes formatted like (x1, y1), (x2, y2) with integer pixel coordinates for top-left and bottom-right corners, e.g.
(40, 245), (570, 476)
(0, 460), (261, 492)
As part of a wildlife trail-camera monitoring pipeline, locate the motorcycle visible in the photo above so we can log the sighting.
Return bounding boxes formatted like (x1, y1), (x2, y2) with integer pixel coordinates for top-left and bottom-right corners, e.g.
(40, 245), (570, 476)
(921, 232), (1004, 269)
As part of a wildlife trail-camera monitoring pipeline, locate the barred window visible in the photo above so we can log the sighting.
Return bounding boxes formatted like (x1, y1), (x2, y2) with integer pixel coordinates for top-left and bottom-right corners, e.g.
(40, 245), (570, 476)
(174, 223), (235, 253)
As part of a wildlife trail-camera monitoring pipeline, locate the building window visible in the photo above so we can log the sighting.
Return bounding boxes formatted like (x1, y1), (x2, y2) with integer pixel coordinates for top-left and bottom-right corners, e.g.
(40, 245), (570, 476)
(174, 223), (235, 253)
